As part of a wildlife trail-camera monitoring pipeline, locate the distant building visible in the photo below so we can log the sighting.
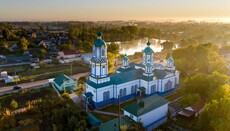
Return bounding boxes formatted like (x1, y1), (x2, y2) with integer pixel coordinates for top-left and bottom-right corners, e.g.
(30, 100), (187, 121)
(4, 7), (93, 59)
(53, 74), (77, 92)
(122, 95), (169, 130)
(178, 99), (205, 119)
(58, 50), (81, 59)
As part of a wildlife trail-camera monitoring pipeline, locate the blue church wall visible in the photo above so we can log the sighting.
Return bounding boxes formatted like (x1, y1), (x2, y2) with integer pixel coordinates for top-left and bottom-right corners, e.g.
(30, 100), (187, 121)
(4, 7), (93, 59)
(92, 87), (177, 108)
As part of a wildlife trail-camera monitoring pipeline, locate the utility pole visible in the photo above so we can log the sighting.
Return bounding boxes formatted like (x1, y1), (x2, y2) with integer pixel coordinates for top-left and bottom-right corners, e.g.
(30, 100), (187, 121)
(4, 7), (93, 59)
(70, 63), (73, 75)
(118, 95), (121, 131)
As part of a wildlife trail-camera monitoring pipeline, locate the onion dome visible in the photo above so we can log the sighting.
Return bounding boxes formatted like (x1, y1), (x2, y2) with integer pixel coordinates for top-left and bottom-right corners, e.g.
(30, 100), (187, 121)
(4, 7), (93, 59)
(144, 41), (154, 55)
(123, 54), (129, 61)
(146, 63), (151, 67)
(94, 32), (106, 47)
(168, 54), (174, 62)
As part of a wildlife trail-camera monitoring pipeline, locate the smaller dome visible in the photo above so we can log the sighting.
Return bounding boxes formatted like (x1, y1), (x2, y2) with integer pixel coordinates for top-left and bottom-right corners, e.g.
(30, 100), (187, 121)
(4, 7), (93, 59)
(97, 32), (102, 37)
(123, 54), (129, 61)
(147, 41), (151, 46)
(94, 32), (106, 47)
(144, 47), (153, 55)
(168, 55), (174, 62)
(146, 63), (151, 67)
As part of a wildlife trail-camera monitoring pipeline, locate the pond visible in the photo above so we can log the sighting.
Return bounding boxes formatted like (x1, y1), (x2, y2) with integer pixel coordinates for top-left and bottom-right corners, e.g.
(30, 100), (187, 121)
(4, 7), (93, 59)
(107, 37), (178, 55)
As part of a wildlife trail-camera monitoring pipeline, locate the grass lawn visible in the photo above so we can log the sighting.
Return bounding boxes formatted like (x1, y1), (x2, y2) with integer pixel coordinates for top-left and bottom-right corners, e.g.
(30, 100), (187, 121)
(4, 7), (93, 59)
(0, 87), (58, 109)
(0, 61), (90, 87)
(100, 99), (137, 114)
(91, 112), (117, 123)
(164, 88), (182, 101)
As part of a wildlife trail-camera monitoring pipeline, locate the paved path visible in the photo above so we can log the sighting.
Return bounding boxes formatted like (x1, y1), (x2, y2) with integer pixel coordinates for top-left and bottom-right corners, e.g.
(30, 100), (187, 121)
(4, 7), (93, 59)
(0, 72), (89, 93)
(93, 110), (120, 117)
(69, 93), (79, 104)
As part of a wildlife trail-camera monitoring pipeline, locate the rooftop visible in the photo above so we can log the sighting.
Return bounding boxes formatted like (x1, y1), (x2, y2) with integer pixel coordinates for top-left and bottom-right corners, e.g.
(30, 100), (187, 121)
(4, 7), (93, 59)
(54, 74), (74, 86)
(98, 115), (136, 131)
(122, 95), (169, 117)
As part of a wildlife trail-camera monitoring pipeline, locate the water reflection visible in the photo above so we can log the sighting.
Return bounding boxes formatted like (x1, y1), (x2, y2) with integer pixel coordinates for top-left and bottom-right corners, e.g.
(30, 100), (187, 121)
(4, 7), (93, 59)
(107, 38), (176, 55)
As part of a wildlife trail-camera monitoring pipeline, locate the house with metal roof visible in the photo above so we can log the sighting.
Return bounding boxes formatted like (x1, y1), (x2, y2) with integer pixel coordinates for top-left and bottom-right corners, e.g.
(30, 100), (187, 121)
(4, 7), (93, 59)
(122, 95), (169, 130)
(53, 74), (77, 92)
(84, 32), (180, 108)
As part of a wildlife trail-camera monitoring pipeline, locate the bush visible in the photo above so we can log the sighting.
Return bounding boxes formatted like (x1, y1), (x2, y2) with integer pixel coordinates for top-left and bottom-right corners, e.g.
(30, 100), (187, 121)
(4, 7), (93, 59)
(10, 99), (18, 110)
(62, 92), (70, 100)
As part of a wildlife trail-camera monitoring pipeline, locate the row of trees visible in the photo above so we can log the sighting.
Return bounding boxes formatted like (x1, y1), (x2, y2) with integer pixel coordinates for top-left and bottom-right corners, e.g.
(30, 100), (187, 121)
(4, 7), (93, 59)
(0, 96), (88, 130)
(172, 43), (228, 76)
(173, 42), (230, 130)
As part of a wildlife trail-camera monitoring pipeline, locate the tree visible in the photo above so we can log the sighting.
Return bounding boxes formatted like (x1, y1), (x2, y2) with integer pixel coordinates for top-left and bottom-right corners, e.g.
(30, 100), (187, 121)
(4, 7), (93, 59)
(0, 108), (16, 130)
(18, 37), (29, 52)
(107, 42), (120, 56)
(107, 52), (115, 72)
(181, 93), (201, 107)
(162, 41), (174, 51)
(40, 48), (47, 59)
(197, 98), (230, 131)
(10, 99), (18, 110)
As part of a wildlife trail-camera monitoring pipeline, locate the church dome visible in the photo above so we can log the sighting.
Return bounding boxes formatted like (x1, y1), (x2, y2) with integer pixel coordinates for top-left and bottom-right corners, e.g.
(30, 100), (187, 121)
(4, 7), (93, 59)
(143, 41), (154, 55)
(168, 55), (174, 62)
(123, 54), (129, 61)
(146, 63), (151, 67)
(94, 32), (106, 47)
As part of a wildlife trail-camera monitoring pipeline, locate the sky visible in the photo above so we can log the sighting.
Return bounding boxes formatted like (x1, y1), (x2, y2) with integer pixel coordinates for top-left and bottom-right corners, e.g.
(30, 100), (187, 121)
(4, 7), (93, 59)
(0, 0), (230, 22)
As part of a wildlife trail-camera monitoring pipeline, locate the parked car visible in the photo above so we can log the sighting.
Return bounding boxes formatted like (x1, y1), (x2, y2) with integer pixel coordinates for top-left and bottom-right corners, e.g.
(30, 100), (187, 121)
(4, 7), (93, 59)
(13, 85), (22, 90)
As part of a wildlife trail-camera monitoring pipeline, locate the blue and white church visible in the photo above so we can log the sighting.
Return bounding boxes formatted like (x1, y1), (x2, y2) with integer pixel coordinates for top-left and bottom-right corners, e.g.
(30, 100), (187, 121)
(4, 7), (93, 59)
(85, 32), (180, 108)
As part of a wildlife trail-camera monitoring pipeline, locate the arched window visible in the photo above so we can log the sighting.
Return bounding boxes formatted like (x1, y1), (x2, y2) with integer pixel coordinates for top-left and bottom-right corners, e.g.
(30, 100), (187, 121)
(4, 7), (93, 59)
(123, 88), (127, 96)
(120, 89), (123, 97)
(107, 91), (110, 99)
(103, 92), (106, 100)
(103, 91), (110, 100)
(102, 49), (105, 56)
(131, 86), (135, 94)
(151, 85), (156, 93)
(165, 80), (173, 90)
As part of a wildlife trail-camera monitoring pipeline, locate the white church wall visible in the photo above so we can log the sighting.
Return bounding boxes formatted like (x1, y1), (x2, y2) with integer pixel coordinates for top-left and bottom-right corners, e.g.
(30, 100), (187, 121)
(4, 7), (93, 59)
(123, 110), (138, 122)
(138, 103), (168, 127)
(97, 85), (114, 102)
(161, 76), (176, 92)
(85, 85), (97, 102)
(115, 80), (139, 98)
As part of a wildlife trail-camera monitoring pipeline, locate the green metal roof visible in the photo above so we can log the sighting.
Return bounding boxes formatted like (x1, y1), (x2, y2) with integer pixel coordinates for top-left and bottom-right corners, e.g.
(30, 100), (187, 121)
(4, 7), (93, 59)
(146, 63), (151, 67)
(94, 32), (106, 47)
(154, 69), (167, 79)
(143, 47), (153, 55)
(116, 63), (135, 72)
(86, 69), (143, 89)
(147, 41), (151, 46)
(84, 92), (94, 98)
(94, 38), (106, 47)
(6, 55), (32, 62)
(87, 113), (101, 126)
(122, 95), (169, 117)
(140, 75), (153, 81)
(98, 115), (136, 131)
(123, 54), (129, 61)
(168, 56), (174, 62)
(54, 74), (73, 86)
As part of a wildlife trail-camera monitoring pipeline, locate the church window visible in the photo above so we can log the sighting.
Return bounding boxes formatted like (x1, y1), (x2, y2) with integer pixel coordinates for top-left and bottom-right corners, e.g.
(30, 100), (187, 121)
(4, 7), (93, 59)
(151, 85), (156, 93)
(165, 80), (173, 90)
(103, 91), (110, 101)
(123, 88), (127, 96)
(131, 86), (135, 94)
(102, 49), (105, 56)
(175, 78), (177, 86)
(120, 89), (123, 97)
